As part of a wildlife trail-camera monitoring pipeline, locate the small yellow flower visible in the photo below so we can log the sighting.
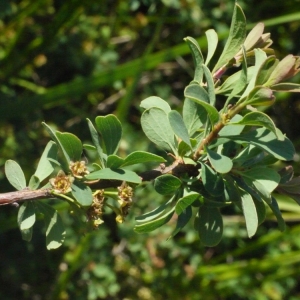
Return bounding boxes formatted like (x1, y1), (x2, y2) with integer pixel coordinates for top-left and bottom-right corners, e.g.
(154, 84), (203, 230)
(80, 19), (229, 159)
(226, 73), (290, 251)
(69, 161), (90, 179)
(49, 171), (74, 194)
(87, 190), (106, 228)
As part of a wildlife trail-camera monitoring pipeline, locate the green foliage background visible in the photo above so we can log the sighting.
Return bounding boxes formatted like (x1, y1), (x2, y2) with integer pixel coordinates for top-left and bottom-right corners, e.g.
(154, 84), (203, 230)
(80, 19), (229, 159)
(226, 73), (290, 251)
(1, 0), (300, 299)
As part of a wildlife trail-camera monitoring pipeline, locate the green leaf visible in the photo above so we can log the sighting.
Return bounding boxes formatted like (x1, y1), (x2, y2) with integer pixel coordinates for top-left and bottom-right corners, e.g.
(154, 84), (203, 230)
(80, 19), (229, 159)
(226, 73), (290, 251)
(219, 114), (244, 136)
(230, 111), (278, 138)
(55, 132), (82, 162)
(42, 122), (70, 168)
(86, 118), (105, 167)
(184, 84), (219, 126)
(85, 168), (141, 184)
(140, 96), (171, 113)
(195, 206), (223, 247)
(205, 29), (218, 66)
(202, 64), (216, 106)
(95, 114), (122, 155)
(28, 175), (40, 190)
(175, 192), (199, 215)
(154, 174), (182, 195)
(238, 188), (258, 238)
(228, 128), (295, 161)
(134, 206), (175, 233)
(169, 206), (193, 239)
(71, 180), (93, 206)
(206, 147), (233, 174)
(200, 163), (224, 197)
(268, 197), (286, 231)
(107, 155), (124, 168)
(5, 160), (26, 190)
(34, 141), (57, 182)
(183, 98), (207, 136)
(168, 110), (191, 147)
(253, 197), (266, 225)
(36, 202), (66, 250)
(20, 227), (33, 242)
(121, 151), (166, 167)
(141, 107), (177, 153)
(212, 3), (246, 73)
(136, 197), (175, 224)
(241, 166), (280, 202)
(184, 36), (204, 83)
(18, 202), (36, 230)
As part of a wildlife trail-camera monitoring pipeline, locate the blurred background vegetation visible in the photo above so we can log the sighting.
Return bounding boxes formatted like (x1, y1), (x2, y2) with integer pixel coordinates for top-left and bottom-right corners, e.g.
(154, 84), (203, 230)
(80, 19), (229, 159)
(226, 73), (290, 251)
(1, 0), (300, 299)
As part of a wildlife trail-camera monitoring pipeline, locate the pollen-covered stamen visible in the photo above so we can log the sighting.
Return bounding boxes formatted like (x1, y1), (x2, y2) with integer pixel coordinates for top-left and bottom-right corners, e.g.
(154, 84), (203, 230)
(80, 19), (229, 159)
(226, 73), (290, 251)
(69, 161), (90, 179)
(49, 171), (74, 194)
(87, 190), (106, 228)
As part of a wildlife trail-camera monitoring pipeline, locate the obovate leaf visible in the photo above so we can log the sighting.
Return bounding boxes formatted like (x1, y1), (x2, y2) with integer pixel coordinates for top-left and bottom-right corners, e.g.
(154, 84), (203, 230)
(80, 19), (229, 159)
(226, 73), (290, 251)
(71, 180), (93, 206)
(86, 118), (105, 167)
(212, 3), (246, 73)
(206, 147), (233, 174)
(141, 107), (177, 153)
(184, 36), (204, 83)
(195, 206), (223, 247)
(229, 111), (279, 139)
(200, 163), (224, 197)
(134, 206), (175, 233)
(227, 128), (295, 161)
(154, 174), (182, 195)
(168, 110), (191, 147)
(268, 197), (286, 231)
(95, 114), (122, 155)
(85, 168), (141, 184)
(36, 202), (66, 250)
(202, 64), (216, 106)
(240, 166), (280, 203)
(107, 155), (124, 168)
(175, 192), (199, 215)
(140, 96), (171, 113)
(18, 202), (36, 230)
(183, 98), (207, 136)
(238, 188), (258, 238)
(184, 84), (219, 126)
(169, 206), (193, 239)
(56, 132), (82, 162)
(34, 141), (57, 182)
(121, 151), (166, 167)
(5, 160), (26, 190)
(205, 29), (218, 66)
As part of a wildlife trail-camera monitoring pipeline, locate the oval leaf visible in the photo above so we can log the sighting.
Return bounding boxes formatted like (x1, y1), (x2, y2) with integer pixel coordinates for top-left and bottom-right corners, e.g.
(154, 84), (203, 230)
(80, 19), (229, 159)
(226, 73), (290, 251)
(175, 192), (199, 215)
(184, 84), (219, 125)
(168, 110), (191, 147)
(195, 206), (223, 246)
(134, 207), (175, 233)
(18, 202), (36, 230)
(140, 96), (171, 113)
(56, 132), (82, 162)
(154, 174), (182, 195)
(85, 168), (141, 184)
(206, 148), (233, 174)
(95, 114), (122, 155)
(71, 180), (93, 206)
(36, 202), (66, 250)
(5, 160), (26, 190)
(239, 188), (258, 238)
(122, 151), (166, 167)
(141, 107), (177, 153)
